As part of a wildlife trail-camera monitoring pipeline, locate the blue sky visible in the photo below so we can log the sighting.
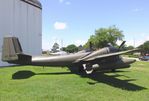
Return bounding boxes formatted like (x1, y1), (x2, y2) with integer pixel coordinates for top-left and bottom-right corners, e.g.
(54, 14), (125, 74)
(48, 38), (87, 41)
(40, 0), (149, 50)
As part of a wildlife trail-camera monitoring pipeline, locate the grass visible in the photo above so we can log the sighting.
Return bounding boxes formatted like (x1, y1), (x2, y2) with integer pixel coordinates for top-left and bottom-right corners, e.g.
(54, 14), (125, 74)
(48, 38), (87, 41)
(0, 61), (149, 101)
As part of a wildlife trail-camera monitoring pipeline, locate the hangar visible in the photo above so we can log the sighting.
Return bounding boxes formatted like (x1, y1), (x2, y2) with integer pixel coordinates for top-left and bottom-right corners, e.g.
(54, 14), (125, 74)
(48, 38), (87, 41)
(0, 0), (42, 66)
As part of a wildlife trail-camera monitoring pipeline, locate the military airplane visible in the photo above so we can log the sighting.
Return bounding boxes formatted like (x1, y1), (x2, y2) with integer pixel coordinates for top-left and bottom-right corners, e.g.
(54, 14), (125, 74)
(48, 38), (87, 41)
(2, 37), (138, 74)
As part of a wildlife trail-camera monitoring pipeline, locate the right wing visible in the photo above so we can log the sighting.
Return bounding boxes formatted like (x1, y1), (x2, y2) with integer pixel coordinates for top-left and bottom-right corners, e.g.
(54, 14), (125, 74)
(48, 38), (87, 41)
(76, 49), (139, 63)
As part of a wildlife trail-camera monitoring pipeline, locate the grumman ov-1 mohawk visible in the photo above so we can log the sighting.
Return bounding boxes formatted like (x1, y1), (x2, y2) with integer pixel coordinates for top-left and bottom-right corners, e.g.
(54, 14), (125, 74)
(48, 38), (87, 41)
(2, 37), (138, 74)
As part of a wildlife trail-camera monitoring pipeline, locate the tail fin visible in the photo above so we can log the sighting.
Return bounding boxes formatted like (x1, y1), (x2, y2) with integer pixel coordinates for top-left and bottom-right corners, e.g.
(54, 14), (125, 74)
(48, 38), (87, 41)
(2, 37), (31, 65)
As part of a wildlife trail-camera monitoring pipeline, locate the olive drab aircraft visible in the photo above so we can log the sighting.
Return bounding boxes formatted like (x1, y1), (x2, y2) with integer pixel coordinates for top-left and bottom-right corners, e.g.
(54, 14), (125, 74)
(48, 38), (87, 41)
(2, 37), (138, 74)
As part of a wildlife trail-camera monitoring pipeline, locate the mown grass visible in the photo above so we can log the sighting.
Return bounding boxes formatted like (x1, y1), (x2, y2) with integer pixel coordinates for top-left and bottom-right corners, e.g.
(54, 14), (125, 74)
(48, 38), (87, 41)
(0, 61), (149, 101)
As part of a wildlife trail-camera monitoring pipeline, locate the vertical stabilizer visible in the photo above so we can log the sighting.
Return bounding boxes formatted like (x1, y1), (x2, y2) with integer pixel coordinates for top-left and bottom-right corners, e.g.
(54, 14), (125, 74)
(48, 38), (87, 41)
(2, 37), (31, 65)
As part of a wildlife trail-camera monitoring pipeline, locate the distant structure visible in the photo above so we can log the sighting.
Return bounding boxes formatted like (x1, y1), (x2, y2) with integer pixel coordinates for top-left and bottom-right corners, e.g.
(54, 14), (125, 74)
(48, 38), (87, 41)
(0, 0), (42, 66)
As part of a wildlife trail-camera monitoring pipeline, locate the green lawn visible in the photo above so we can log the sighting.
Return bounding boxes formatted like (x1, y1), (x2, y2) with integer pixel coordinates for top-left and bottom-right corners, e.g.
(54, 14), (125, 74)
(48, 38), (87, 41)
(0, 61), (149, 101)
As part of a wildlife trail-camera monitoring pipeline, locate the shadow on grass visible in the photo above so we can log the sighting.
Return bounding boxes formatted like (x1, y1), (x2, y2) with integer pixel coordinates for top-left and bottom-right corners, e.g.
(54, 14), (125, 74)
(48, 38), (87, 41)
(0, 65), (22, 68)
(12, 70), (72, 79)
(12, 70), (36, 79)
(12, 70), (146, 91)
(77, 72), (146, 91)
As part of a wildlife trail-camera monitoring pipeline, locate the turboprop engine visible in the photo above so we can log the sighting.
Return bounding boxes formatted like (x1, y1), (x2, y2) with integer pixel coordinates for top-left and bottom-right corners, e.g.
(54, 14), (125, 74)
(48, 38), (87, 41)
(82, 57), (136, 74)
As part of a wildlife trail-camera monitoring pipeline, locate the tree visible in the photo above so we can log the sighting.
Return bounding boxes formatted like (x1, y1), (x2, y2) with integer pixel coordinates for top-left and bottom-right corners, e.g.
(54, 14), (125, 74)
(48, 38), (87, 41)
(123, 45), (134, 50)
(84, 26), (124, 49)
(64, 44), (78, 53)
(138, 41), (149, 55)
(127, 45), (134, 50)
(123, 45), (135, 55)
(51, 42), (59, 52)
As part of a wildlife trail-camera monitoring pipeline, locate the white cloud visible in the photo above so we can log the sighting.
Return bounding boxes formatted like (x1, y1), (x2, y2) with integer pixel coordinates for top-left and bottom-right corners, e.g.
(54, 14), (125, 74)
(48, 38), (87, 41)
(54, 22), (67, 30)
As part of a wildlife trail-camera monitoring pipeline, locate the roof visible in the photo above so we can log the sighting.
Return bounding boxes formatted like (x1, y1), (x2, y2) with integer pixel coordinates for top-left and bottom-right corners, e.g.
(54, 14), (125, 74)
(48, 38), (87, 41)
(21, 0), (42, 9)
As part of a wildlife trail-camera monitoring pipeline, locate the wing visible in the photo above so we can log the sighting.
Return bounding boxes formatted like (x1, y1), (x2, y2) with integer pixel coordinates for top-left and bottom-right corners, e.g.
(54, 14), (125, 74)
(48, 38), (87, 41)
(77, 49), (139, 62)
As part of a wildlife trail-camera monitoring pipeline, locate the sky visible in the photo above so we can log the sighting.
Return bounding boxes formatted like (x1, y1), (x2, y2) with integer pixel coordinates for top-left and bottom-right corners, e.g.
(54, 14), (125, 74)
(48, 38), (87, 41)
(40, 0), (149, 50)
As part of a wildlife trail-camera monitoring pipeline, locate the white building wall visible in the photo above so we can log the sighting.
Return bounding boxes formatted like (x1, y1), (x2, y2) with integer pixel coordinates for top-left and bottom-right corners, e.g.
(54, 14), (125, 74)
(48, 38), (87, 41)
(0, 0), (42, 66)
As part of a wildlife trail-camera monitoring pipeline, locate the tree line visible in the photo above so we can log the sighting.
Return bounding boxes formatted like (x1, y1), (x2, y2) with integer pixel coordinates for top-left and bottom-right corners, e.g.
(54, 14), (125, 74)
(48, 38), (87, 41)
(51, 26), (149, 55)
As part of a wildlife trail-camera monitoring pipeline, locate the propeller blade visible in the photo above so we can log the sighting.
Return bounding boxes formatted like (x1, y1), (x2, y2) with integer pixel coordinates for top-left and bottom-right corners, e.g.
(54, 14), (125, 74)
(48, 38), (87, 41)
(118, 41), (126, 50)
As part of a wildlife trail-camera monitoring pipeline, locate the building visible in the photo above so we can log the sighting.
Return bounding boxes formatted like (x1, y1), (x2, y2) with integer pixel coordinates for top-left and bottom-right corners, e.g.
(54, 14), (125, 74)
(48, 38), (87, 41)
(0, 0), (42, 66)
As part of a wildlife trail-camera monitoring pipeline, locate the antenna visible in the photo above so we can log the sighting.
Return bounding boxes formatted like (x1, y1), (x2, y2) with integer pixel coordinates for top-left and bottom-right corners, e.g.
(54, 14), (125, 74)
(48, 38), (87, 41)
(61, 39), (63, 50)
(133, 37), (136, 48)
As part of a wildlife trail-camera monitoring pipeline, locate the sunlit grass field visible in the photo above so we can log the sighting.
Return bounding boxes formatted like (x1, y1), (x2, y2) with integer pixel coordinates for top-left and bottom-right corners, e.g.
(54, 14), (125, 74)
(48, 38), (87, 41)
(0, 61), (149, 101)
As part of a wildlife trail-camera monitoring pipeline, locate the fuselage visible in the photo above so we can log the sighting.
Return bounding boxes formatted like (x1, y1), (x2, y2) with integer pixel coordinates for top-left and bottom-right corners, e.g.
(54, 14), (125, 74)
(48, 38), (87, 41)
(31, 47), (115, 66)
(31, 47), (136, 71)
(31, 52), (90, 66)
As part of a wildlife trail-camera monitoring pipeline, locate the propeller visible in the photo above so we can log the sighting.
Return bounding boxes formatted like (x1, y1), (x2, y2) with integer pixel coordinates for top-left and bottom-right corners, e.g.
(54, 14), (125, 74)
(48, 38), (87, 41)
(118, 41), (126, 50)
(107, 41), (126, 52)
